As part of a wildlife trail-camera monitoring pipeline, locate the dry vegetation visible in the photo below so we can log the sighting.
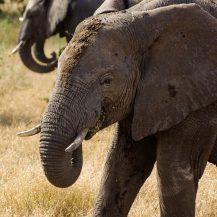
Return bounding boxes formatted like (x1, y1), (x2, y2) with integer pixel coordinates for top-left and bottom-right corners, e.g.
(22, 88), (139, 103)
(0, 9), (217, 217)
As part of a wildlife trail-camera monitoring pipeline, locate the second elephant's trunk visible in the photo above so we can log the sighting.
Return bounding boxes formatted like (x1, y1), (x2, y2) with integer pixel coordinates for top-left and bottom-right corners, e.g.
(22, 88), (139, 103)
(18, 40), (57, 73)
(33, 40), (57, 64)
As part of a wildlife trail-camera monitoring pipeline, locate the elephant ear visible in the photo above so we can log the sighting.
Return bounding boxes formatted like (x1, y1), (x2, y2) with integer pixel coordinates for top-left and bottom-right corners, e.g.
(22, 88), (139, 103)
(94, 0), (129, 15)
(47, 0), (71, 35)
(132, 4), (217, 141)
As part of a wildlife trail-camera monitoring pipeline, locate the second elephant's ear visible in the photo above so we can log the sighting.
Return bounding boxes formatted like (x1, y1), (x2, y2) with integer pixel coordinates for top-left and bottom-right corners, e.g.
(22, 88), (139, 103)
(94, 0), (129, 15)
(47, 0), (71, 35)
(132, 4), (217, 141)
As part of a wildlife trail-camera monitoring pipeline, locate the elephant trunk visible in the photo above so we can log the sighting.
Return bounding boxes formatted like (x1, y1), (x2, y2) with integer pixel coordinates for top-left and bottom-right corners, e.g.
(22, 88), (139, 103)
(40, 135), (83, 188)
(18, 19), (57, 73)
(39, 89), (88, 188)
(18, 40), (57, 73)
(33, 39), (57, 64)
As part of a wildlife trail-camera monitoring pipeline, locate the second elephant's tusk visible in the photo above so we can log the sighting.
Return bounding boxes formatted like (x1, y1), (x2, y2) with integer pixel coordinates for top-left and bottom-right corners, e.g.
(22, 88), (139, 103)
(16, 124), (41, 137)
(65, 129), (89, 153)
(10, 41), (25, 55)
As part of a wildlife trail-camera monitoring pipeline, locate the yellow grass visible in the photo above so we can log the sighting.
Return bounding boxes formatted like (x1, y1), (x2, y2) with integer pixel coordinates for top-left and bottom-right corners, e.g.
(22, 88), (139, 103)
(0, 11), (217, 217)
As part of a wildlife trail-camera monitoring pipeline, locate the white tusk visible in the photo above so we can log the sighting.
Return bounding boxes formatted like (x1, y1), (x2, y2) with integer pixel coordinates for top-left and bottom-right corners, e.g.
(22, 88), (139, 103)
(10, 41), (24, 55)
(16, 124), (41, 137)
(19, 17), (24, 22)
(65, 129), (89, 153)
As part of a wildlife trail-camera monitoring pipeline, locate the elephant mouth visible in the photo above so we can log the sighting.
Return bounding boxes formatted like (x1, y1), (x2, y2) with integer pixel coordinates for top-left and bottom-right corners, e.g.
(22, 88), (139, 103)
(17, 108), (107, 154)
(64, 108), (106, 154)
(85, 108), (106, 140)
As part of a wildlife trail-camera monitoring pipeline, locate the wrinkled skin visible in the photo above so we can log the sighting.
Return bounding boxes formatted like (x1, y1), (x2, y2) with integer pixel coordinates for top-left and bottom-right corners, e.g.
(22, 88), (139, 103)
(39, 3), (217, 216)
(17, 0), (105, 73)
(95, 0), (217, 176)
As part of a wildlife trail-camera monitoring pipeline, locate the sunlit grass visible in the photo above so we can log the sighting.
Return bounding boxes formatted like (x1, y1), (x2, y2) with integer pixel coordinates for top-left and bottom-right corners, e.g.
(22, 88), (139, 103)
(0, 9), (216, 217)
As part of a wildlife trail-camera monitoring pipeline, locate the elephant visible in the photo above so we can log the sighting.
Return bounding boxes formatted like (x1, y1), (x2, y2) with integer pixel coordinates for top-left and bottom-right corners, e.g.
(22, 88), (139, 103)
(17, 2), (217, 216)
(12, 0), (106, 73)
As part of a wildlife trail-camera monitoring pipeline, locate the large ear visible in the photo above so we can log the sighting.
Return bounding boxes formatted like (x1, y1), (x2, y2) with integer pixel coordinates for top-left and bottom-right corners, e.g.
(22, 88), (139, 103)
(132, 4), (217, 141)
(47, 0), (71, 35)
(94, 0), (129, 15)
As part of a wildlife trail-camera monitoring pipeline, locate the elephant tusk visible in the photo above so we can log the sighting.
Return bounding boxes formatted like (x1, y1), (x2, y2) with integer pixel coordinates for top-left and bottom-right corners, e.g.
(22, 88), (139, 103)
(16, 124), (41, 137)
(19, 17), (24, 22)
(10, 41), (25, 55)
(65, 129), (89, 153)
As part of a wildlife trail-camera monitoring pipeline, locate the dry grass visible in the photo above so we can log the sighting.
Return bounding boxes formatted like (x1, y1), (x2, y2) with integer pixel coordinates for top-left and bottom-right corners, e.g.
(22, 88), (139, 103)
(0, 11), (217, 217)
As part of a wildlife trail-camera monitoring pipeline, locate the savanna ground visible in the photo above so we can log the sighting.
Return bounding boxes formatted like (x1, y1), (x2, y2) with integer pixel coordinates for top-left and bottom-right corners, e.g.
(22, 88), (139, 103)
(0, 5), (217, 217)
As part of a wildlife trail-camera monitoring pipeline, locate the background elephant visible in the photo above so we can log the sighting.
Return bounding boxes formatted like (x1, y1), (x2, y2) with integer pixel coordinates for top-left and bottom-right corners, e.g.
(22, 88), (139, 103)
(13, 0), (105, 73)
(29, 3), (217, 217)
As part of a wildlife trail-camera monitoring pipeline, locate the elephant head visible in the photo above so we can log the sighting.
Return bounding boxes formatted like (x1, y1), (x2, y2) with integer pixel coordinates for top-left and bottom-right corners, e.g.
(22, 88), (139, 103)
(15, 0), (71, 73)
(19, 4), (217, 187)
(15, 0), (106, 73)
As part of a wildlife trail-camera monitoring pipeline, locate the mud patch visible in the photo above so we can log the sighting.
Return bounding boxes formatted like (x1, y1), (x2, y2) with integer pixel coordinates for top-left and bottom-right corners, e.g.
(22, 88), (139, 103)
(85, 108), (106, 140)
(60, 17), (104, 75)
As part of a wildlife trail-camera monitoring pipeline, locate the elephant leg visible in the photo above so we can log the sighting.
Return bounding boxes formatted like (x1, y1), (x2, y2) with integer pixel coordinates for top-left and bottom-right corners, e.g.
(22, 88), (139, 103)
(156, 110), (217, 217)
(93, 119), (157, 217)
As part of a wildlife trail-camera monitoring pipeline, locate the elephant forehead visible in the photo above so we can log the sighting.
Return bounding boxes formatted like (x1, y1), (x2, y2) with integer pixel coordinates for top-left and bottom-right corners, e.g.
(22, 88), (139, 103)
(59, 17), (104, 74)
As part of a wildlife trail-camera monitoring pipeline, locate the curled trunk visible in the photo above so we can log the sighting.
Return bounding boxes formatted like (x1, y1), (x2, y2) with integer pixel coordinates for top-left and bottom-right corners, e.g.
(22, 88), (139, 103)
(33, 40), (57, 64)
(40, 135), (83, 188)
(18, 40), (57, 73)
(39, 89), (86, 188)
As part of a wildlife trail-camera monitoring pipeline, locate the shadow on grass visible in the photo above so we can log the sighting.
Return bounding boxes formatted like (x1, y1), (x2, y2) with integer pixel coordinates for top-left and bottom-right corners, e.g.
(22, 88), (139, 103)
(0, 111), (32, 127)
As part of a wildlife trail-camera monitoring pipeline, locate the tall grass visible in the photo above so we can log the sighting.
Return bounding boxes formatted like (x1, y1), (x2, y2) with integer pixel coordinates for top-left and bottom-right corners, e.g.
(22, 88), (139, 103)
(0, 9), (216, 217)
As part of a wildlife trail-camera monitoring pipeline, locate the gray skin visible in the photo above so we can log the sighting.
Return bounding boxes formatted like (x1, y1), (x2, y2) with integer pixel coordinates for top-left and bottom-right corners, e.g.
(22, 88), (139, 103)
(95, 0), (217, 164)
(39, 3), (217, 217)
(17, 0), (105, 73)
(95, 0), (217, 15)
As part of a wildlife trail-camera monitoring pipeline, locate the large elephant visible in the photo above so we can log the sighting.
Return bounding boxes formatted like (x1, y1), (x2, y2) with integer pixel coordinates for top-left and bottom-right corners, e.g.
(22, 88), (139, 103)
(17, 3), (217, 217)
(13, 0), (106, 73)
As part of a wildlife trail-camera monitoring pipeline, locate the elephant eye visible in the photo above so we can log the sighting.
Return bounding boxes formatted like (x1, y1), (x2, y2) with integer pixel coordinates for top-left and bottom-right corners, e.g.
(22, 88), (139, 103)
(100, 77), (112, 87)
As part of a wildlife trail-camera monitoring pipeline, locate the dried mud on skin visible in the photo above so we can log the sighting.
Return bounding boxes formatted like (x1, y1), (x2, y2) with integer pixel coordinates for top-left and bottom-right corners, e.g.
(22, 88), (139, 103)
(60, 17), (104, 75)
